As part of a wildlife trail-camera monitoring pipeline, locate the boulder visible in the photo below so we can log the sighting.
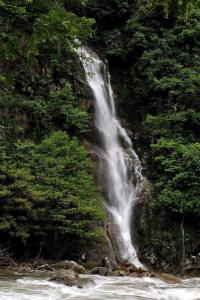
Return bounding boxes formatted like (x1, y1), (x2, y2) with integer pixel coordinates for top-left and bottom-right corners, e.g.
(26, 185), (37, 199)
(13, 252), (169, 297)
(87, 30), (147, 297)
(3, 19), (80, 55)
(17, 265), (33, 273)
(112, 261), (147, 277)
(101, 256), (113, 271)
(53, 260), (86, 274)
(50, 270), (95, 288)
(120, 261), (142, 273)
(90, 267), (109, 276)
(158, 273), (181, 284)
(35, 264), (55, 272)
(118, 270), (127, 276)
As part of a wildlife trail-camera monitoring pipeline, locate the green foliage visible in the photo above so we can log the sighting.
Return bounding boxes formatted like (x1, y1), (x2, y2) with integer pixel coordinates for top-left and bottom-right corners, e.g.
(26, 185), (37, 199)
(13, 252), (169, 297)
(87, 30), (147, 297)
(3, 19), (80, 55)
(0, 0), (101, 258)
(145, 109), (200, 216)
(0, 132), (103, 254)
(146, 110), (200, 142)
(48, 83), (89, 133)
(30, 131), (103, 239)
(0, 164), (33, 243)
(29, 3), (94, 57)
(149, 139), (200, 215)
(0, 0), (94, 140)
(102, 5), (200, 115)
(149, 0), (200, 19)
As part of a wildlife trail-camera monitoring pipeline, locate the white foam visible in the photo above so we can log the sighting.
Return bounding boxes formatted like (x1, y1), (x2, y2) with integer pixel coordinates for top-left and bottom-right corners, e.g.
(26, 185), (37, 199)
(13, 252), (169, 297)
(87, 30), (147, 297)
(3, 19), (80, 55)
(0, 275), (200, 299)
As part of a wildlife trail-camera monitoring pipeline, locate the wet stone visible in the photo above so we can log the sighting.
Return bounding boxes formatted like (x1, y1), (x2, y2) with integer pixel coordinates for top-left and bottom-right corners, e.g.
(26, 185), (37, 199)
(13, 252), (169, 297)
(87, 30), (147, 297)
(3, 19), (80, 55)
(90, 267), (109, 276)
(50, 270), (95, 288)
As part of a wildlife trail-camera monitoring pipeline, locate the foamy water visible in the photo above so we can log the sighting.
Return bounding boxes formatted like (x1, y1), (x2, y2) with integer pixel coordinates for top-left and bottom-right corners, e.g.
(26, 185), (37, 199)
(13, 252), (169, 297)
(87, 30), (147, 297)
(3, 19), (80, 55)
(0, 272), (199, 300)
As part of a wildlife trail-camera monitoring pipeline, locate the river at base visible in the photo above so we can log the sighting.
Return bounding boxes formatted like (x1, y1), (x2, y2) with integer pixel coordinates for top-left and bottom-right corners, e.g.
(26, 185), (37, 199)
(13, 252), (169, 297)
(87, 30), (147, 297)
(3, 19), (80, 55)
(0, 271), (200, 300)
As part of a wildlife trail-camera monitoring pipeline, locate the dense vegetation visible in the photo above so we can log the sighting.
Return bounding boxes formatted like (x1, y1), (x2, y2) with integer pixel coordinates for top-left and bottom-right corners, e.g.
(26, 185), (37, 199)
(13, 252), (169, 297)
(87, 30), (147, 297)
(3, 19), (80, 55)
(0, 0), (200, 268)
(0, 0), (103, 259)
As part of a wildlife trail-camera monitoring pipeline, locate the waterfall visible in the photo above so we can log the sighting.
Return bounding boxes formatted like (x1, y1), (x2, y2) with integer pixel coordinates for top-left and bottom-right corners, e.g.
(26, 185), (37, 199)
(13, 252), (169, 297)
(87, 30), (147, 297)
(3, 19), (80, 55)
(78, 47), (144, 269)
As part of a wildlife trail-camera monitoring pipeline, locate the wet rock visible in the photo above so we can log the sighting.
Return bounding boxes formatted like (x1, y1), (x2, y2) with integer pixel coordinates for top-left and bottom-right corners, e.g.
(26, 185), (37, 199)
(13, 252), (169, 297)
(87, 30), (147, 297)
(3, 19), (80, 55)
(112, 270), (128, 276)
(83, 225), (116, 269)
(76, 277), (96, 288)
(117, 261), (147, 276)
(101, 256), (113, 271)
(184, 255), (200, 273)
(90, 267), (109, 276)
(50, 270), (95, 288)
(118, 270), (126, 276)
(129, 270), (155, 278)
(35, 264), (55, 272)
(106, 221), (126, 264)
(53, 260), (85, 274)
(158, 273), (181, 284)
(121, 261), (138, 272)
(17, 265), (33, 273)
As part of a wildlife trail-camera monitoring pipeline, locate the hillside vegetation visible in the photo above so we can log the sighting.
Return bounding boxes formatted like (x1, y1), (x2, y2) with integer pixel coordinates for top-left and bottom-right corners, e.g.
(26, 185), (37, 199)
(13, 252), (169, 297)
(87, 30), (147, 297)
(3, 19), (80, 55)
(0, 0), (199, 270)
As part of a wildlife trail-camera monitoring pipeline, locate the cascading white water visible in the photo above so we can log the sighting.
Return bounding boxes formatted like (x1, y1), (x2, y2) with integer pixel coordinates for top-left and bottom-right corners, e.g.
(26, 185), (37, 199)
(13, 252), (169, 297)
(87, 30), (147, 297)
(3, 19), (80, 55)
(1, 273), (200, 300)
(78, 47), (144, 269)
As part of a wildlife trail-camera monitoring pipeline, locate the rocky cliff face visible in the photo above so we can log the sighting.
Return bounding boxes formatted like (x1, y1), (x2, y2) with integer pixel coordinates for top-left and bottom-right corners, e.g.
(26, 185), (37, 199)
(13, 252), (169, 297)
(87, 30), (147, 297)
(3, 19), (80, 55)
(134, 181), (200, 275)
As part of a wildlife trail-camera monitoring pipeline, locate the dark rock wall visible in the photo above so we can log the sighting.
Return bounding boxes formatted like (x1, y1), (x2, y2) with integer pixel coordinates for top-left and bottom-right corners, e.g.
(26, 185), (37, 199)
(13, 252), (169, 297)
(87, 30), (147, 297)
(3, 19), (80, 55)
(134, 182), (200, 274)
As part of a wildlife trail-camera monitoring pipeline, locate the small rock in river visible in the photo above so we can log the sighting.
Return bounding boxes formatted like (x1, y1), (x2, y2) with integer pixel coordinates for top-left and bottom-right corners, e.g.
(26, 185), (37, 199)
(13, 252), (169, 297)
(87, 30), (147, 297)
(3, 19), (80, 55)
(50, 270), (95, 288)
(158, 273), (181, 284)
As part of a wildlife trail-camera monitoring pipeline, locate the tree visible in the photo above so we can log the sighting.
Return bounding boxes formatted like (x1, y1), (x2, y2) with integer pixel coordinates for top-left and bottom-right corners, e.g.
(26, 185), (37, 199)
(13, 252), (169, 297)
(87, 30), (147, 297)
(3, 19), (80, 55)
(48, 83), (89, 134)
(0, 0), (100, 258)
(149, 139), (200, 215)
(0, 132), (103, 258)
(149, 0), (200, 19)
(0, 0), (94, 141)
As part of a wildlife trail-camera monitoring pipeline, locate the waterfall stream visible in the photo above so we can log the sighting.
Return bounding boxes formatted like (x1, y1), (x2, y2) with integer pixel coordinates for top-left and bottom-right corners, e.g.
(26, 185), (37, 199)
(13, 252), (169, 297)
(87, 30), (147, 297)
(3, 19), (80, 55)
(78, 47), (144, 269)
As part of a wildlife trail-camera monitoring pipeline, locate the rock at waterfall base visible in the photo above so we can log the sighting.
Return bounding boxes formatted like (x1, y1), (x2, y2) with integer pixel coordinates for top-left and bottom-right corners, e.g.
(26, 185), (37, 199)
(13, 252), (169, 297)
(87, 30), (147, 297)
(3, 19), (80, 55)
(90, 267), (109, 276)
(53, 260), (86, 274)
(110, 262), (181, 284)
